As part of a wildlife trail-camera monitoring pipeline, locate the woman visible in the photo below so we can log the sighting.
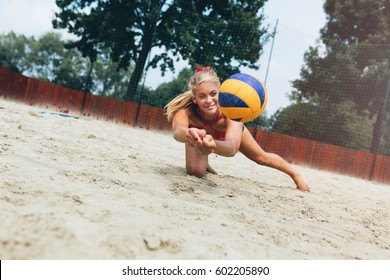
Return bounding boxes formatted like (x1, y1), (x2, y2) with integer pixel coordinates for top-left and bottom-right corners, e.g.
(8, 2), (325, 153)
(164, 66), (310, 192)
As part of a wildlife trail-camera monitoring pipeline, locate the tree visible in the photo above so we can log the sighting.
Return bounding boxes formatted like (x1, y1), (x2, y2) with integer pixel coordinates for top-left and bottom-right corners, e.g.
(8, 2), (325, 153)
(28, 32), (88, 90)
(52, 0), (269, 102)
(91, 48), (133, 98)
(281, 0), (390, 154)
(322, 0), (390, 45)
(0, 31), (31, 73)
(0, 31), (133, 96)
(320, 0), (390, 117)
(322, 0), (390, 155)
(0, 31), (90, 90)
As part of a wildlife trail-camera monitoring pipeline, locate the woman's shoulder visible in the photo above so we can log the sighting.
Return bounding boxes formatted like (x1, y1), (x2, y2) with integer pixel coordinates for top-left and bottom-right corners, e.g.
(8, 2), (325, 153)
(173, 107), (195, 123)
(179, 105), (198, 119)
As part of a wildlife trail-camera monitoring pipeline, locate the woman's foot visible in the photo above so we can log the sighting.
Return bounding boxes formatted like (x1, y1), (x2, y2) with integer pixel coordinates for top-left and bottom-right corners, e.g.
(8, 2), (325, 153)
(206, 164), (217, 174)
(292, 173), (310, 192)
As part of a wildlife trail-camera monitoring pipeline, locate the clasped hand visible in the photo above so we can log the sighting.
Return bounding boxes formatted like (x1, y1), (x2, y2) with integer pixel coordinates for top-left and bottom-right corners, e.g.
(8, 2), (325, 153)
(187, 128), (216, 155)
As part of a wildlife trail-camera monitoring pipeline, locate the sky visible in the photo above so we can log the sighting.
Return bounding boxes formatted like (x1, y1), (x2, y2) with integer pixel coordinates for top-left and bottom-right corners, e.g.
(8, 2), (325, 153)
(0, 0), (326, 115)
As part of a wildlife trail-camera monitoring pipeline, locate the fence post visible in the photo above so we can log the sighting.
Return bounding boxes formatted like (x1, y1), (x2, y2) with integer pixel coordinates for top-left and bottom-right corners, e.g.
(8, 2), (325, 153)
(369, 76), (390, 180)
(80, 59), (94, 115)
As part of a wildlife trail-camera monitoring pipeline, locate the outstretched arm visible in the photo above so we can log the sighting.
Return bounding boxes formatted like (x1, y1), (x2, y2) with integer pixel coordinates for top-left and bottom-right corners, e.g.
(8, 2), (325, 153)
(212, 120), (243, 157)
(171, 109), (192, 143)
(172, 109), (216, 158)
(189, 120), (243, 157)
(171, 109), (213, 154)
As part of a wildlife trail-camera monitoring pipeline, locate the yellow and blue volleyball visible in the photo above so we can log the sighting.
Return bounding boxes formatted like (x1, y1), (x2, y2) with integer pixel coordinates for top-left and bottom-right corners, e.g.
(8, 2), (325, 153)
(218, 73), (268, 122)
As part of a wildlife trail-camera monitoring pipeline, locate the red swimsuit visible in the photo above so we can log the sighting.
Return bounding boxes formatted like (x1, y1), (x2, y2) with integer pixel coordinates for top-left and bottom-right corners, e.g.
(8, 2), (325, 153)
(189, 110), (226, 140)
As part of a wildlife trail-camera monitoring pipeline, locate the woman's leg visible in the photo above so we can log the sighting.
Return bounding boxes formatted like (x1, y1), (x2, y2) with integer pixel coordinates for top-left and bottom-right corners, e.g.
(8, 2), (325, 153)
(185, 143), (209, 177)
(239, 128), (310, 191)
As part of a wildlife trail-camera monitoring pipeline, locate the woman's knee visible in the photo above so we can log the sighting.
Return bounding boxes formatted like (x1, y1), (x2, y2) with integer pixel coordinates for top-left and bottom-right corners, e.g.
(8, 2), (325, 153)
(186, 165), (207, 177)
(253, 152), (273, 166)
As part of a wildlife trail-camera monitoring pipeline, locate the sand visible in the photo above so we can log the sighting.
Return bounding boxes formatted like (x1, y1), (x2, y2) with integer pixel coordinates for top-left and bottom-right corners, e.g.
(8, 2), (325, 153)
(1, 99), (389, 260)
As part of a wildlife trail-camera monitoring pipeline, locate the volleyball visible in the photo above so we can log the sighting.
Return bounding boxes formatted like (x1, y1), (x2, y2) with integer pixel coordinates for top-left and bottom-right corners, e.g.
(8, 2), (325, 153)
(218, 73), (268, 122)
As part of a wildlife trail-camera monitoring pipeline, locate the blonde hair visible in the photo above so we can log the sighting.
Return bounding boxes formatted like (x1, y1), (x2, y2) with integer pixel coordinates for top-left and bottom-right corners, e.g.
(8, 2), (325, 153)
(165, 68), (220, 122)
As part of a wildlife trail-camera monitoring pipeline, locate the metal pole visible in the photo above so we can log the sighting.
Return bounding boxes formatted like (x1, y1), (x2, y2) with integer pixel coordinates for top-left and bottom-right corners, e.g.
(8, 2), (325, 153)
(264, 19), (278, 86)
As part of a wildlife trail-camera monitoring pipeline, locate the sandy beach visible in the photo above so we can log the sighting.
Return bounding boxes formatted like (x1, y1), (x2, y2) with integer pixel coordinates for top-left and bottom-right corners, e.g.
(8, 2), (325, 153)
(1, 99), (389, 260)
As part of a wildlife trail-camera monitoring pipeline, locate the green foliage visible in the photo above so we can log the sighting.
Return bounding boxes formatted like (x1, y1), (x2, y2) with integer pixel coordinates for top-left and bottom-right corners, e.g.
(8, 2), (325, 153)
(272, 101), (374, 151)
(91, 50), (133, 98)
(0, 31), (31, 73)
(291, 43), (390, 117)
(153, 0), (269, 80)
(28, 32), (87, 90)
(146, 68), (193, 107)
(52, 0), (269, 101)
(322, 0), (390, 45)
(284, 0), (390, 154)
(0, 31), (132, 96)
(0, 31), (88, 90)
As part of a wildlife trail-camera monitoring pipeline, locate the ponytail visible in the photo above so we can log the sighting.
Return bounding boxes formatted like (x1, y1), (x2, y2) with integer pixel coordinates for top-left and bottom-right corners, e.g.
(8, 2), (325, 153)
(164, 90), (193, 122)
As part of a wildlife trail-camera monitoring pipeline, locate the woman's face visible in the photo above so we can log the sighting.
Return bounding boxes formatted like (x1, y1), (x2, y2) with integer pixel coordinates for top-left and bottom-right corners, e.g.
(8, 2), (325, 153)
(192, 82), (219, 116)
